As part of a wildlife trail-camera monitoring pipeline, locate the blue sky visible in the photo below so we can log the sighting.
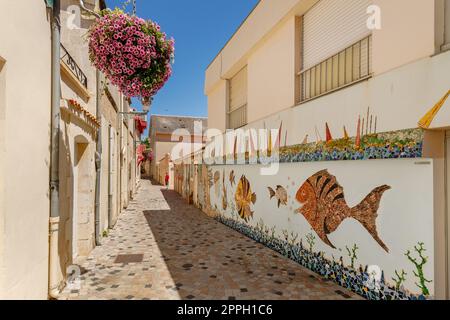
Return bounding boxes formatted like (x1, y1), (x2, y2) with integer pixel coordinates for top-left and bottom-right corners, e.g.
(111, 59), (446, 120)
(107, 0), (259, 118)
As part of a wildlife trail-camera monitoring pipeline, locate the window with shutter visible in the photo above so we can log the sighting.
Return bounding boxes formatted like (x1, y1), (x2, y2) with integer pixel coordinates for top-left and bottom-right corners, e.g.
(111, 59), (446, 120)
(445, 0), (450, 49)
(228, 66), (248, 129)
(299, 0), (373, 102)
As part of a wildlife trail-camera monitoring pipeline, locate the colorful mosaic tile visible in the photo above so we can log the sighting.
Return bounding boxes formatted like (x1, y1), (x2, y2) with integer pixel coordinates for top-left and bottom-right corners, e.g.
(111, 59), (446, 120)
(218, 128), (424, 165)
(215, 214), (429, 301)
(276, 128), (424, 163)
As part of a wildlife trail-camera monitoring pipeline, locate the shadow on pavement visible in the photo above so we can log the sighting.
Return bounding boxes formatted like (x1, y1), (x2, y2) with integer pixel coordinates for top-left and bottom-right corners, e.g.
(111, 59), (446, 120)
(142, 189), (355, 300)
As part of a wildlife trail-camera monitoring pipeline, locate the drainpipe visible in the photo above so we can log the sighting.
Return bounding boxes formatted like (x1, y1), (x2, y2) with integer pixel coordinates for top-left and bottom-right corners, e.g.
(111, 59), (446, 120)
(79, 0), (102, 246)
(94, 69), (102, 246)
(119, 96), (124, 210)
(108, 125), (113, 228)
(49, 0), (61, 299)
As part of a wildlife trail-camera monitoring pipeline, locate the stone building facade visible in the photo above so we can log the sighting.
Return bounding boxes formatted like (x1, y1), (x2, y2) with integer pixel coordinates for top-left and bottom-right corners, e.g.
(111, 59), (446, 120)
(0, 0), (143, 299)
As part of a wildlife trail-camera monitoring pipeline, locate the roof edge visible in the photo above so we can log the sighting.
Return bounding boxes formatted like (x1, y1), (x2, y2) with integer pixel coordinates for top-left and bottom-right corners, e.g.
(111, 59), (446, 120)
(206, 0), (262, 69)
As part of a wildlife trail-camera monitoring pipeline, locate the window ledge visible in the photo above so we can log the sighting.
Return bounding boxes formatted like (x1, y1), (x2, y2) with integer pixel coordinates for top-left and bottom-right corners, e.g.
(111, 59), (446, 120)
(60, 62), (91, 101)
(298, 75), (372, 106)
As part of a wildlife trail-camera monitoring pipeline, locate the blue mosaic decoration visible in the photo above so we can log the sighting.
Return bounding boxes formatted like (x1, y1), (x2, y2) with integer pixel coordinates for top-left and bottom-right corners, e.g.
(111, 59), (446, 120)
(215, 214), (429, 301)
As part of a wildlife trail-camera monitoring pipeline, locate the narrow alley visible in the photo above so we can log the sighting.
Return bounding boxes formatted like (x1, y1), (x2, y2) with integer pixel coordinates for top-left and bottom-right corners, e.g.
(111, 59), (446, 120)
(59, 179), (360, 300)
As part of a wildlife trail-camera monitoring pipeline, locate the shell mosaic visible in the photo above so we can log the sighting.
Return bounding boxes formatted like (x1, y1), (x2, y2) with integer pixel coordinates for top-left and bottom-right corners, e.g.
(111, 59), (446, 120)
(214, 214), (429, 301)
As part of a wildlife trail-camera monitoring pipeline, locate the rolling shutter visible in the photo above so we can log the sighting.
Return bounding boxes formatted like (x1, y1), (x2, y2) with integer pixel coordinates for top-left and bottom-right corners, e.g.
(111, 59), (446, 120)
(303, 0), (372, 70)
(229, 66), (247, 112)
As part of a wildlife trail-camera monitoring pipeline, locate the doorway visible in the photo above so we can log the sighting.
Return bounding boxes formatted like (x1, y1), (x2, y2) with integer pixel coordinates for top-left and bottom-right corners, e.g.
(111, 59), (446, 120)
(73, 139), (90, 259)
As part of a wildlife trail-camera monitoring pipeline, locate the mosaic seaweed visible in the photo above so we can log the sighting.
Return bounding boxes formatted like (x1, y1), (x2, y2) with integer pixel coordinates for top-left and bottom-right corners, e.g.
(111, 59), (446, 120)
(214, 214), (429, 300)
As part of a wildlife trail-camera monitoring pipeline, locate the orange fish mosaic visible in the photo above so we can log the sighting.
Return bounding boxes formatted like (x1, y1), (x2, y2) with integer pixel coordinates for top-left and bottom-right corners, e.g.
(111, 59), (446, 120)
(295, 169), (391, 253)
(235, 175), (257, 222)
(222, 170), (228, 211)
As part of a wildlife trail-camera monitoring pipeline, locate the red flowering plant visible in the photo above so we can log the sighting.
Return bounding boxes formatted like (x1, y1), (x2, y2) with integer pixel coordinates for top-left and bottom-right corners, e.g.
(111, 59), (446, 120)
(88, 9), (174, 99)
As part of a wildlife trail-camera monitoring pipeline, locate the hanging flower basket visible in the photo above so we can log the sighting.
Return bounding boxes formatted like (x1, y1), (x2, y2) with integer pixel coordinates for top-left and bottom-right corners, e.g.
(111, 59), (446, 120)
(88, 9), (174, 99)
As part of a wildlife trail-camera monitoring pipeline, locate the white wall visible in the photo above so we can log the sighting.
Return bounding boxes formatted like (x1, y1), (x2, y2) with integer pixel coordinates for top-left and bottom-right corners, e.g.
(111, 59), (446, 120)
(206, 0), (440, 134)
(209, 159), (435, 296)
(247, 17), (296, 123)
(0, 2), (51, 299)
(207, 81), (228, 132)
(372, 0), (436, 75)
(205, 0), (318, 93)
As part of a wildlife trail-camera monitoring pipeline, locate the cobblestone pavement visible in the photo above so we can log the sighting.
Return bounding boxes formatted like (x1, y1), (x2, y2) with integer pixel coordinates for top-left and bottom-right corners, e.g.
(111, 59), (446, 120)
(59, 179), (361, 300)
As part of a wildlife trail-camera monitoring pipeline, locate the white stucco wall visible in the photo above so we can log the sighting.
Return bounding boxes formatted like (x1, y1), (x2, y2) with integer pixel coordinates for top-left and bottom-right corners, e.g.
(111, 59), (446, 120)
(205, 0), (318, 93)
(247, 17), (296, 123)
(0, 2), (51, 299)
(207, 81), (228, 132)
(372, 0), (436, 76)
(210, 159), (435, 296)
(206, 0), (440, 133)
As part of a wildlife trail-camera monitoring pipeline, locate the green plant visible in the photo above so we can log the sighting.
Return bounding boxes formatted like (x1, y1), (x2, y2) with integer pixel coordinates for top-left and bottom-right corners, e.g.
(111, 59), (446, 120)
(289, 232), (298, 246)
(405, 242), (432, 296)
(345, 244), (359, 269)
(256, 219), (265, 233)
(102, 230), (109, 238)
(282, 230), (289, 242)
(141, 137), (150, 148)
(305, 232), (316, 252)
(270, 226), (276, 239)
(392, 270), (407, 290)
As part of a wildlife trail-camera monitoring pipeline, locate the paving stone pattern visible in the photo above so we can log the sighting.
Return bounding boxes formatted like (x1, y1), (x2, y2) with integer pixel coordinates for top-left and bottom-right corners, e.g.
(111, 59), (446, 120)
(59, 180), (361, 300)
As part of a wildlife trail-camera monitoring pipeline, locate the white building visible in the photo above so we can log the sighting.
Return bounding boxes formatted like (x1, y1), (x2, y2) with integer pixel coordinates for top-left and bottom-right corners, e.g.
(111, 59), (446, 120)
(0, 0), (142, 299)
(205, 0), (450, 299)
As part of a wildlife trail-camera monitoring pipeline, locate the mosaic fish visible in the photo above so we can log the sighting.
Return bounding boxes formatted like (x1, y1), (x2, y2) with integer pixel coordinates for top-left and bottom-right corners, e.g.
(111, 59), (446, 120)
(295, 169), (390, 253)
(229, 170), (236, 187)
(214, 171), (220, 197)
(235, 175), (257, 222)
(222, 170), (228, 211)
(207, 169), (214, 188)
(268, 185), (288, 208)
